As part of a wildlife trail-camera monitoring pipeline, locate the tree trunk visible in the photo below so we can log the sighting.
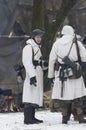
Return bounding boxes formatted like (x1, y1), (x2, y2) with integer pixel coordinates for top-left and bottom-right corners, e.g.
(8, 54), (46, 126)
(32, 0), (45, 30)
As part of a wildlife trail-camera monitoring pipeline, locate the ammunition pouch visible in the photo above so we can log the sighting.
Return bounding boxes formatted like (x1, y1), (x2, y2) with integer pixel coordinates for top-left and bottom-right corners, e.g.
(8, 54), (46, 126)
(71, 63), (82, 79)
(59, 66), (73, 81)
(62, 56), (82, 79)
(33, 60), (48, 69)
(33, 60), (42, 67)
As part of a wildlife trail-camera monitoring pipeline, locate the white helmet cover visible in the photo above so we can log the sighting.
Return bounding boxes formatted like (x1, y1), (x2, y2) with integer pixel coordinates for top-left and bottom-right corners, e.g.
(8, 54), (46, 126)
(61, 25), (75, 36)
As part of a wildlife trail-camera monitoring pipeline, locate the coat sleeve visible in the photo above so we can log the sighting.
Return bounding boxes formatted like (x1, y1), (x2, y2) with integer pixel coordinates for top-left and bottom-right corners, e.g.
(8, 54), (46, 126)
(48, 43), (58, 78)
(22, 45), (36, 78)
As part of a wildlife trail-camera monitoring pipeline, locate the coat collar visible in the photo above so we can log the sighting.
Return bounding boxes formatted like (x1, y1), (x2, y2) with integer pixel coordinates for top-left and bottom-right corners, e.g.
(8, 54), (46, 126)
(26, 39), (41, 48)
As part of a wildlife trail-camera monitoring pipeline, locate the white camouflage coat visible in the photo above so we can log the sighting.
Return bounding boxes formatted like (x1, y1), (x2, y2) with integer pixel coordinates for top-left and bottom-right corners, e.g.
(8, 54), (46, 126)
(48, 35), (86, 100)
(22, 39), (43, 106)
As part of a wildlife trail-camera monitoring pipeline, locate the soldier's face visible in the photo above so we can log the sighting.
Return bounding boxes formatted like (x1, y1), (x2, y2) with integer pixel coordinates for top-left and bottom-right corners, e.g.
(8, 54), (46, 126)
(34, 35), (42, 44)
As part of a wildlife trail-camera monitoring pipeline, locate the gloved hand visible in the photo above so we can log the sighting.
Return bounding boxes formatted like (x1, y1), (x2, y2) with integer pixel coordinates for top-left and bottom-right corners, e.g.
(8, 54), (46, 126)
(30, 76), (37, 87)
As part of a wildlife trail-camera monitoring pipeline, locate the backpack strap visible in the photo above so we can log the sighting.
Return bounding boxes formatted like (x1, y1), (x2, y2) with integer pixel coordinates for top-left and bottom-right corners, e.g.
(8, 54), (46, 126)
(28, 44), (42, 68)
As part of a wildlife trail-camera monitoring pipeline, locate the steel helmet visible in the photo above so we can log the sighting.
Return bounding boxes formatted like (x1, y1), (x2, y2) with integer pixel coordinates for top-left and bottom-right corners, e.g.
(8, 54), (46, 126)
(61, 25), (74, 36)
(32, 29), (44, 38)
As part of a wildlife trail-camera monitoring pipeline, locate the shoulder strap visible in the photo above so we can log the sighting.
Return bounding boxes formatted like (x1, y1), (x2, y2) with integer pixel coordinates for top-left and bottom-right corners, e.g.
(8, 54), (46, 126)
(67, 38), (74, 57)
(57, 38), (74, 59)
(28, 43), (40, 58)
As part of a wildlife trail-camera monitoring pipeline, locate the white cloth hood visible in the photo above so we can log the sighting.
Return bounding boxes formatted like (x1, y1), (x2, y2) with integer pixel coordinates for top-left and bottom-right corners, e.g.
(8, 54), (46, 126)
(56, 35), (74, 46)
(61, 25), (75, 36)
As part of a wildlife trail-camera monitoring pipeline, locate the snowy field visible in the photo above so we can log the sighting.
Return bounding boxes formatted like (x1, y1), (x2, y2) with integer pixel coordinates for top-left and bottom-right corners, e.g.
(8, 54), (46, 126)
(0, 110), (86, 130)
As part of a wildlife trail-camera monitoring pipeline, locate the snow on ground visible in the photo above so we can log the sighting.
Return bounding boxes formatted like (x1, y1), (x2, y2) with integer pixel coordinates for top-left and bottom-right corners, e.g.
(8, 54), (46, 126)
(0, 110), (86, 130)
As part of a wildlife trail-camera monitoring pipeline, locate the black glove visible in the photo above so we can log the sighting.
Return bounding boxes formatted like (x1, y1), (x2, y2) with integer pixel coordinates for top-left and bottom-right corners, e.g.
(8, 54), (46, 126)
(30, 76), (37, 87)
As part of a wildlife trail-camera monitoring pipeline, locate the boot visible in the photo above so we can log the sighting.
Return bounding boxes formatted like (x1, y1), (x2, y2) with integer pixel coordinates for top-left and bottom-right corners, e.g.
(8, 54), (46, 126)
(24, 105), (30, 124)
(24, 105), (38, 125)
(32, 107), (43, 123)
(62, 116), (68, 124)
(77, 113), (86, 123)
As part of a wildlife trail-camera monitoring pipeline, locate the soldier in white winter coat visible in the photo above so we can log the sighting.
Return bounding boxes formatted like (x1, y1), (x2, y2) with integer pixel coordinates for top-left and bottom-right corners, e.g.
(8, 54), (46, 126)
(22, 29), (48, 125)
(48, 25), (86, 124)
